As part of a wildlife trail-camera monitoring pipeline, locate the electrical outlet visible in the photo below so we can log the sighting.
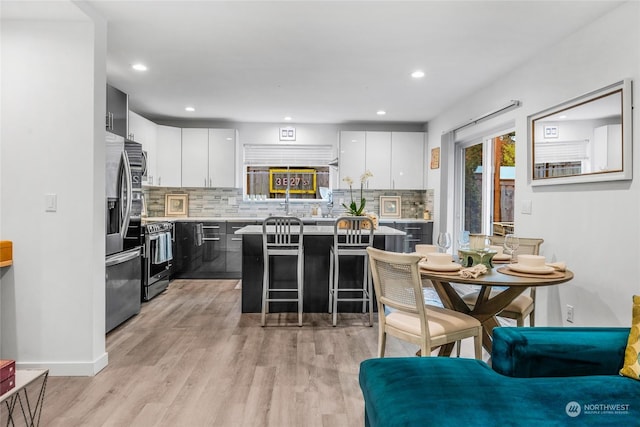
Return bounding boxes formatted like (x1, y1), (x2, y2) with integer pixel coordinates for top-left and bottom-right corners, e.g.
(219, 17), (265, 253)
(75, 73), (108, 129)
(566, 305), (574, 323)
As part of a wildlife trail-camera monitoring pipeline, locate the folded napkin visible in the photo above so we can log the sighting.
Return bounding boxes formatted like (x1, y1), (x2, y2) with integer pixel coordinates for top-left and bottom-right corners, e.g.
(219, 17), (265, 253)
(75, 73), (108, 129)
(459, 264), (488, 279)
(546, 261), (566, 272)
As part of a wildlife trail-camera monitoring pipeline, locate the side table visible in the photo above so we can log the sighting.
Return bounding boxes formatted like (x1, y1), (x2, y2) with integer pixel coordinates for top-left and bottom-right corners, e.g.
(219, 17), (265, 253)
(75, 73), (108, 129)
(0, 369), (48, 426)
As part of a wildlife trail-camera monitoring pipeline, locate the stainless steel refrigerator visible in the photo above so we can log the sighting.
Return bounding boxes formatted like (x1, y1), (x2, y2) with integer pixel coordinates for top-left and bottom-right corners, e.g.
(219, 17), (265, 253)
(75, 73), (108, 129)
(105, 132), (143, 333)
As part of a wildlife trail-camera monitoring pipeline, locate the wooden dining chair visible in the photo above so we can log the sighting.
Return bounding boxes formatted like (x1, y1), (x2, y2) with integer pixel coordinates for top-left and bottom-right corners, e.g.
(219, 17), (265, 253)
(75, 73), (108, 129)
(462, 236), (544, 327)
(367, 247), (483, 360)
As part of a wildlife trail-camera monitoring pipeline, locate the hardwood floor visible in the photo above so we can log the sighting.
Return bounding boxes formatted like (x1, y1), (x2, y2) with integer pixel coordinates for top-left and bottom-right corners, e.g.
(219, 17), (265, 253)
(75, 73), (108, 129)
(31, 280), (489, 426)
(37, 279), (429, 427)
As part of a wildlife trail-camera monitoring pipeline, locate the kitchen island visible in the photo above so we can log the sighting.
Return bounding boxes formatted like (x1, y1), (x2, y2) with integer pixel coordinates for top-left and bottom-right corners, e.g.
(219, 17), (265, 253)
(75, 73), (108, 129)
(235, 225), (405, 313)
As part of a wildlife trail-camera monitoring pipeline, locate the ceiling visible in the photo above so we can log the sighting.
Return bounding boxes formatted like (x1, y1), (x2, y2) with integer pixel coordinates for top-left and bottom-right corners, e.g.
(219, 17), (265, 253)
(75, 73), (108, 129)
(4, 1), (624, 124)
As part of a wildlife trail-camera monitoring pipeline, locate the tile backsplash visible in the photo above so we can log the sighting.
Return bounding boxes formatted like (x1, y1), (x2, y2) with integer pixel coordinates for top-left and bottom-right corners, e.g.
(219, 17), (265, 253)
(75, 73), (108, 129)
(143, 187), (434, 219)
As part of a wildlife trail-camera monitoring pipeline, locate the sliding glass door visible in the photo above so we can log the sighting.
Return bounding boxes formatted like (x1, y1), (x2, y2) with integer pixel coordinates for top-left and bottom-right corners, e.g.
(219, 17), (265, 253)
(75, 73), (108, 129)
(461, 142), (486, 233)
(454, 131), (515, 244)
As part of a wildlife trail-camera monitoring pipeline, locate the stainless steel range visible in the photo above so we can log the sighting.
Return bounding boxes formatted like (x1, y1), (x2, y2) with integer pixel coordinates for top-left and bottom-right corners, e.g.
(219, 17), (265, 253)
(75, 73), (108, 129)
(142, 221), (174, 301)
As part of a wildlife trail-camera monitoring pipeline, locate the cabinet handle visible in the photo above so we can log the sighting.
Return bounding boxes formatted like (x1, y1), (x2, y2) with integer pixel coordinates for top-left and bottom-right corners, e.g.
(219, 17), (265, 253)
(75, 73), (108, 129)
(231, 226), (242, 229)
(158, 177), (161, 186)
(203, 237), (220, 241)
(105, 114), (110, 129)
(204, 178), (207, 187)
(202, 226), (220, 229)
(405, 227), (420, 231)
(231, 238), (242, 241)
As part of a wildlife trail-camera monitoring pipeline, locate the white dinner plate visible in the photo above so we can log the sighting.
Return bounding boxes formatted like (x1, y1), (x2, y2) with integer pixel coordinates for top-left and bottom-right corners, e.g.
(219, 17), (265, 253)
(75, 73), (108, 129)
(492, 254), (511, 261)
(507, 264), (554, 274)
(419, 261), (462, 272)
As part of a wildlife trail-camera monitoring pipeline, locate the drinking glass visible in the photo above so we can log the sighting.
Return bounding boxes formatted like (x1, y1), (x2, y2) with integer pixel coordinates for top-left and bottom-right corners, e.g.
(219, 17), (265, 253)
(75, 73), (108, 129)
(458, 230), (470, 249)
(504, 234), (520, 263)
(436, 232), (452, 253)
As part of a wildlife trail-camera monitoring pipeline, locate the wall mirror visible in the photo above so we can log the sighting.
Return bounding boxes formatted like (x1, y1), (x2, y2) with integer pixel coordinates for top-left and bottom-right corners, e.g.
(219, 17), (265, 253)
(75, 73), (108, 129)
(529, 79), (632, 186)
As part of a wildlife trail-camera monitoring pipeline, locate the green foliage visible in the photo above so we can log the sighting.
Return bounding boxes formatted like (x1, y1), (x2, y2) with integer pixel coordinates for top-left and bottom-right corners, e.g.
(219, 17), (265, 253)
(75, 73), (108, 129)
(501, 132), (516, 166)
(342, 171), (373, 215)
(343, 198), (367, 216)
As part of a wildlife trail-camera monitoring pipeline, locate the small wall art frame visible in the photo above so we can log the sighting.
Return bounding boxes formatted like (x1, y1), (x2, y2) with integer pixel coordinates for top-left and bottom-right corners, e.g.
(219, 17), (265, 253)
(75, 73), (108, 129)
(380, 196), (401, 218)
(279, 127), (296, 141)
(165, 194), (188, 217)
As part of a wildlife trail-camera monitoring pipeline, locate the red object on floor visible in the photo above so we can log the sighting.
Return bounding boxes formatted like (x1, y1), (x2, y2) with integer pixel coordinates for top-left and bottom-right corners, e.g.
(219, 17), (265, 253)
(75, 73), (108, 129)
(0, 359), (15, 381)
(0, 375), (15, 394)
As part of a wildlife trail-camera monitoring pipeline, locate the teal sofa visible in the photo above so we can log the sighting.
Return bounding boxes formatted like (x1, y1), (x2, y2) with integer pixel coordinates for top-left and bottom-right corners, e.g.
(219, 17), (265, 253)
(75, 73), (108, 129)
(359, 327), (638, 426)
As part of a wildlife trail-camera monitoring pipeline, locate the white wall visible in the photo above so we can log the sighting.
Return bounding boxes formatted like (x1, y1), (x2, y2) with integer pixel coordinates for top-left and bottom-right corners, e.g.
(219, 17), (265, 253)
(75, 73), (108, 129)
(0, 5), (108, 375)
(427, 1), (640, 327)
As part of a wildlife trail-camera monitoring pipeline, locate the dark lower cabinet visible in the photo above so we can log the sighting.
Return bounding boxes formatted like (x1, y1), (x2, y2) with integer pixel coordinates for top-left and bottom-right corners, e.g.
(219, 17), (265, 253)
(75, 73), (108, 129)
(172, 222), (202, 278)
(384, 220), (433, 253)
(172, 220), (258, 279)
(225, 221), (258, 274)
(226, 234), (243, 273)
(200, 222), (226, 275)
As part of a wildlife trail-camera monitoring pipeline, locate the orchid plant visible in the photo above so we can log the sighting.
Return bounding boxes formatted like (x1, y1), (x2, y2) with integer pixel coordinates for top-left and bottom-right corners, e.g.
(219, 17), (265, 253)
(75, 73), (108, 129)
(342, 170), (373, 216)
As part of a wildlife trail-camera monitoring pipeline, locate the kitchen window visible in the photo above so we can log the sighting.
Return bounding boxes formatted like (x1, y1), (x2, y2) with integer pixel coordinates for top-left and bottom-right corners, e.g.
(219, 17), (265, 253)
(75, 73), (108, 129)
(246, 166), (330, 199)
(243, 144), (335, 200)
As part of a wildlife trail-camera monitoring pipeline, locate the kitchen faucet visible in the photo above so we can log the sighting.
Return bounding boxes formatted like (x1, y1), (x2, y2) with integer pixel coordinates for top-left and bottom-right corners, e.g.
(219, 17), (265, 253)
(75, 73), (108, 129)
(280, 188), (290, 215)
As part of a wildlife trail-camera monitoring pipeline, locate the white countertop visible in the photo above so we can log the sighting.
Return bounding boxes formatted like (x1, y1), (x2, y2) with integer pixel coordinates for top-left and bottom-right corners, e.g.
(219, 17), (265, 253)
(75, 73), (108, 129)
(143, 216), (431, 224)
(234, 225), (406, 236)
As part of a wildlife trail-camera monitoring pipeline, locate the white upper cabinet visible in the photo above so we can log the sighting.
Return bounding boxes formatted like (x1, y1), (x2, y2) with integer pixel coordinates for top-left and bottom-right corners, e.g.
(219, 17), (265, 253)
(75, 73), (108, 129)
(208, 129), (236, 187)
(181, 128), (237, 188)
(338, 131), (366, 189)
(364, 131), (392, 189)
(156, 125), (182, 187)
(391, 131), (424, 189)
(181, 128), (209, 187)
(339, 130), (424, 190)
(128, 111), (157, 185)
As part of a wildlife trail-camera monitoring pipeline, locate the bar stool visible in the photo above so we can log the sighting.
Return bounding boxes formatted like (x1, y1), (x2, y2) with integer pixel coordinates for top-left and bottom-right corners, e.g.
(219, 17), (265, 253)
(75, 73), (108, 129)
(262, 216), (304, 327)
(329, 216), (374, 326)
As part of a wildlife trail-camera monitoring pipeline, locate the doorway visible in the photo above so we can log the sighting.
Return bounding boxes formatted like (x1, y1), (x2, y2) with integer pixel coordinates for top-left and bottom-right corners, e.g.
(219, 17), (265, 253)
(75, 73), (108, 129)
(454, 130), (515, 245)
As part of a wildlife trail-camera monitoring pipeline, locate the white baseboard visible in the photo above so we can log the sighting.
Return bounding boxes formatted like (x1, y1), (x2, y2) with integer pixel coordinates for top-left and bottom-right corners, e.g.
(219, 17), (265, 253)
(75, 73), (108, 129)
(17, 352), (109, 376)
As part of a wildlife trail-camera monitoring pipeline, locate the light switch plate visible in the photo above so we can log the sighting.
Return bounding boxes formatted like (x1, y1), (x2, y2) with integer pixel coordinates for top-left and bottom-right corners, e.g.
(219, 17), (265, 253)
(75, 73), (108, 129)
(45, 194), (57, 212)
(521, 199), (532, 215)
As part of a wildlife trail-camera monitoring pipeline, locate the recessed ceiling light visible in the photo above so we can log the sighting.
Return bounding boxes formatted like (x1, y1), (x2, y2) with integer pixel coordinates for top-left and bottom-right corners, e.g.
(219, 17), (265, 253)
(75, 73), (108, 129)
(284, 116), (292, 121)
(132, 63), (148, 72)
(558, 115), (568, 119)
(376, 110), (386, 116)
(185, 106), (195, 112)
(411, 70), (425, 79)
